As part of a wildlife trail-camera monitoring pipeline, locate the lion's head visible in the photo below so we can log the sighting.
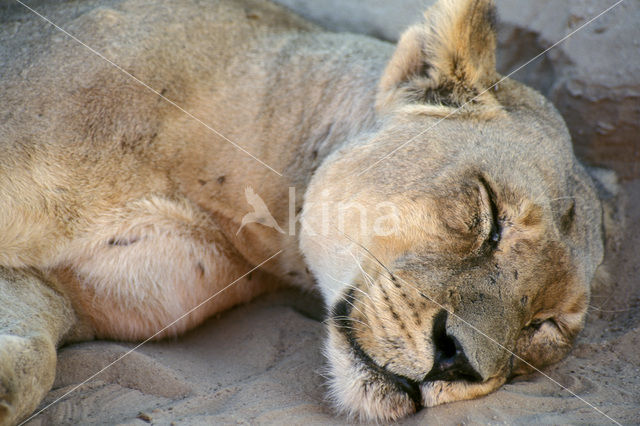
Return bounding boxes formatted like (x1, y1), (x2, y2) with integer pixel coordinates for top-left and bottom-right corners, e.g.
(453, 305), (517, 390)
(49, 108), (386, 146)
(299, 0), (605, 421)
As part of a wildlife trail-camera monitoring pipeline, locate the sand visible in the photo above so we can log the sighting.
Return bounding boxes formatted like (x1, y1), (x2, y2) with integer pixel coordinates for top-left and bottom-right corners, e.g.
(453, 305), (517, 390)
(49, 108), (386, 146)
(22, 179), (639, 424)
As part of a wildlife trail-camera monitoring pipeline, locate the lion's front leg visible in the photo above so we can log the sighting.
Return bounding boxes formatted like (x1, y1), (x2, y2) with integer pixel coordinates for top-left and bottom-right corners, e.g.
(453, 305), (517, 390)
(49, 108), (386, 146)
(0, 268), (76, 426)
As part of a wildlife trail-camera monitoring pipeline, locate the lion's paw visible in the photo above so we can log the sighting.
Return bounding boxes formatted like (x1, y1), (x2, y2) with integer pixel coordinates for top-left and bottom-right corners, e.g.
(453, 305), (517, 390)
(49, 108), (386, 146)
(0, 334), (57, 426)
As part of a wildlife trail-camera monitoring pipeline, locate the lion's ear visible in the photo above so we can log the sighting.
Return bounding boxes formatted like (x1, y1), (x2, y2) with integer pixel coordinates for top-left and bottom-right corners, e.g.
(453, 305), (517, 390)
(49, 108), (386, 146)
(377, 0), (499, 111)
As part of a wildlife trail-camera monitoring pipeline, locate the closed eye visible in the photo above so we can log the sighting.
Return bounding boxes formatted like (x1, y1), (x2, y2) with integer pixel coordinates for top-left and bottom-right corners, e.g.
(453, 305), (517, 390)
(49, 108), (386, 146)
(478, 175), (502, 247)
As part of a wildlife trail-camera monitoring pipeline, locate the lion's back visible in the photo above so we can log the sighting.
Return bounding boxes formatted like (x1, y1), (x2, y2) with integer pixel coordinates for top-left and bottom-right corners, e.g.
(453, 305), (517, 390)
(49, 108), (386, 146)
(0, 0), (320, 267)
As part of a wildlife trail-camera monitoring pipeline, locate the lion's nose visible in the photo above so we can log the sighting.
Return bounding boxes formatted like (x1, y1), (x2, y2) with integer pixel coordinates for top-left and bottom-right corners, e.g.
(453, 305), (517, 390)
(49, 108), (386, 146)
(425, 310), (482, 383)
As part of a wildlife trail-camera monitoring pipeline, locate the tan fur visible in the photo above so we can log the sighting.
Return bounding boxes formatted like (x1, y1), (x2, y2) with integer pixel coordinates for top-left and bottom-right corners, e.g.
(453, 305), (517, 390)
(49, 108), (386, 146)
(0, 0), (608, 423)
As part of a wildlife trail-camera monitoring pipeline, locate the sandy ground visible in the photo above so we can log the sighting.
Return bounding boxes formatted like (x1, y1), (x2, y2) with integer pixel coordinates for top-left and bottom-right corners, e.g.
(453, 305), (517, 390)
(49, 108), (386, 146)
(22, 179), (639, 425)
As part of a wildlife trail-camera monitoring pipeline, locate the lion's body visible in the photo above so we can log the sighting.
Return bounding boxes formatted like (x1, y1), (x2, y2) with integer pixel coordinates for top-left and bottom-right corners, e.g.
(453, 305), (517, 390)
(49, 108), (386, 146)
(1, 0), (388, 339)
(0, 0), (607, 423)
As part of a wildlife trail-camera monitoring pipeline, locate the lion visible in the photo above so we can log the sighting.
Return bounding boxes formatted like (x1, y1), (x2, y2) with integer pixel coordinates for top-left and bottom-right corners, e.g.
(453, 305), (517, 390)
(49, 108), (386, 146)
(0, 0), (612, 423)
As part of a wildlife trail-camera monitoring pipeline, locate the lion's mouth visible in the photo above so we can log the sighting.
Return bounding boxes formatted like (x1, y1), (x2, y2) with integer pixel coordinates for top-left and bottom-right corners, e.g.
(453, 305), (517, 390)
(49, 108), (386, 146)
(331, 294), (485, 409)
(331, 291), (424, 406)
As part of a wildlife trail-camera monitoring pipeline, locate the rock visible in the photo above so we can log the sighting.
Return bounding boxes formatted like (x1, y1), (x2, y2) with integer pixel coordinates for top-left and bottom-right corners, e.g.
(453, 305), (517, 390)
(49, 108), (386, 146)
(273, 0), (640, 178)
(498, 0), (640, 179)
(272, 0), (426, 40)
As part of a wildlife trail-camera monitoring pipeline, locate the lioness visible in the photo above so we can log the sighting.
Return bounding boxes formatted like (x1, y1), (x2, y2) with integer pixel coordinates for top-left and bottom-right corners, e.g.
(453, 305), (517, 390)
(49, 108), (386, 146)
(0, 0), (609, 423)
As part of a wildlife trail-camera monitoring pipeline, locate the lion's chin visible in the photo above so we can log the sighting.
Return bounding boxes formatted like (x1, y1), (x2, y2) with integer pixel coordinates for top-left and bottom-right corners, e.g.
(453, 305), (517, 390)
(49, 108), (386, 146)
(325, 364), (418, 422)
(420, 376), (506, 408)
(324, 327), (507, 422)
(324, 327), (418, 421)
(327, 370), (507, 422)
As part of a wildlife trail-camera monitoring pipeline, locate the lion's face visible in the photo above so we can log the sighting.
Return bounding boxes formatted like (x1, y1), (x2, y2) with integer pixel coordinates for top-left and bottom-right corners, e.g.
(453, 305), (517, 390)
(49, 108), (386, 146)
(299, 0), (605, 421)
(301, 116), (604, 420)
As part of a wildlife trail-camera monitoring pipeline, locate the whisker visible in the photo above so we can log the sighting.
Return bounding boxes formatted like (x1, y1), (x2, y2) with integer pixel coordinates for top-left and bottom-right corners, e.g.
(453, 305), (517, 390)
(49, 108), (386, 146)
(347, 251), (378, 292)
(321, 280), (370, 319)
(338, 294), (369, 319)
(326, 271), (373, 302)
(328, 316), (372, 331)
(333, 324), (367, 333)
(336, 229), (396, 280)
(342, 281), (376, 305)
